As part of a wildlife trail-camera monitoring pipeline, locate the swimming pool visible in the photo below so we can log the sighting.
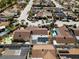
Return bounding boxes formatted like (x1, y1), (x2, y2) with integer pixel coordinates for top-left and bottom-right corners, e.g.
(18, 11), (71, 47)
(51, 28), (58, 37)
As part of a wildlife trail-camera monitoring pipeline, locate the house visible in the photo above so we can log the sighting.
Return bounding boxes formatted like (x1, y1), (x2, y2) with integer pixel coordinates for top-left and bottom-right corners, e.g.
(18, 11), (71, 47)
(0, 17), (10, 27)
(13, 27), (48, 43)
(58, 48), (79, 59)
(52, 26), (75, 44)
(32, 45), (57, 59)
(53, 8), (66, 20)
(33, 10), (52, 20)
(26, 27), (48, 35)
(32, 28), (48, 35)
(0, 44), (30, 59)
(13, 28), (31, 42)
(26, 27), (49, 44)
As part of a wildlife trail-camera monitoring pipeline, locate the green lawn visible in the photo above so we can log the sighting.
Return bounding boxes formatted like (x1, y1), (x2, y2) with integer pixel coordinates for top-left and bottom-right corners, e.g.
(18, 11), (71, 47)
(4, 36), (12, 44)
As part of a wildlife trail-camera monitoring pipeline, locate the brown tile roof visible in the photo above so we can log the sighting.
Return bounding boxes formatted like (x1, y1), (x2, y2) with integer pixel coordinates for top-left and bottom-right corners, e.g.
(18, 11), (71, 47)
(60, 48), (79, 55)
(55, 26), (75, 43)
(43, 51), (56, 59)
(32, 28), (48, 35)
(13, 27), (48, 42)
(32, 45), (55, 50)
(26, 27), (48, 35)
(32, 45), (56, 58)
(69, 48), (79, 54)
(13, 29), (31, 42)
(59, 26), (72, 37)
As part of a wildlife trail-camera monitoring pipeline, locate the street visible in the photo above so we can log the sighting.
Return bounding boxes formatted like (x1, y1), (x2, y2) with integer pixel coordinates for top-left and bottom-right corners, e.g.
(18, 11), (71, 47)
(17, 0), (33, 24)
(18, 0), (52, 26)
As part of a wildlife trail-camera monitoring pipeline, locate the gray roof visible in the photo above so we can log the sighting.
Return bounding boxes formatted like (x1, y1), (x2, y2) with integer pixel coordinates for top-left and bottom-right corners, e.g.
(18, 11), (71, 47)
(20, 47), (30, 56)
(0, 46), (30, 59)
(0, 56), (26, 59)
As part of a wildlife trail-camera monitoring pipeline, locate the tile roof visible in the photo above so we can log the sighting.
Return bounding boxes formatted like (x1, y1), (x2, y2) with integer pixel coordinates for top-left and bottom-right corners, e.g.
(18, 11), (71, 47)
(69, 48), (79, 54)
(26, 27), (48, 35)
(43, 51), (56, 59)
(32, 45), (55, 50)
(32, 45), (56, 59)
(55, 26), (75, 43)
(13, 29), (31, 42)
(13, 27), (48, 41)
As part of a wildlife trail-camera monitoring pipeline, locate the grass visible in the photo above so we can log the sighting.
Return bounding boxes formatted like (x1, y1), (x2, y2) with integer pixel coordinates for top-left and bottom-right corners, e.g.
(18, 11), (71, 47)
(7, 26), (17, 31)
(4, 36), (12, 44)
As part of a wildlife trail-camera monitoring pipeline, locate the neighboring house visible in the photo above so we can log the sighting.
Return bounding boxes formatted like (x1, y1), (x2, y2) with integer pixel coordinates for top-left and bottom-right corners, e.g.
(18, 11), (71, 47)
(0, 44), (30, 59)
(13, 28), (31, 42)
(33, 10), (52, 20)
(58, 48), (79, 59)
(27, 27), (49, 44)
(26, 27), (48, 35)
(31, 28), (48, 35)
(52, 26), (75, 45)
(32, 45), (57, 59)
(53, 8), (66, 20)
(13, 27), (48, 43)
